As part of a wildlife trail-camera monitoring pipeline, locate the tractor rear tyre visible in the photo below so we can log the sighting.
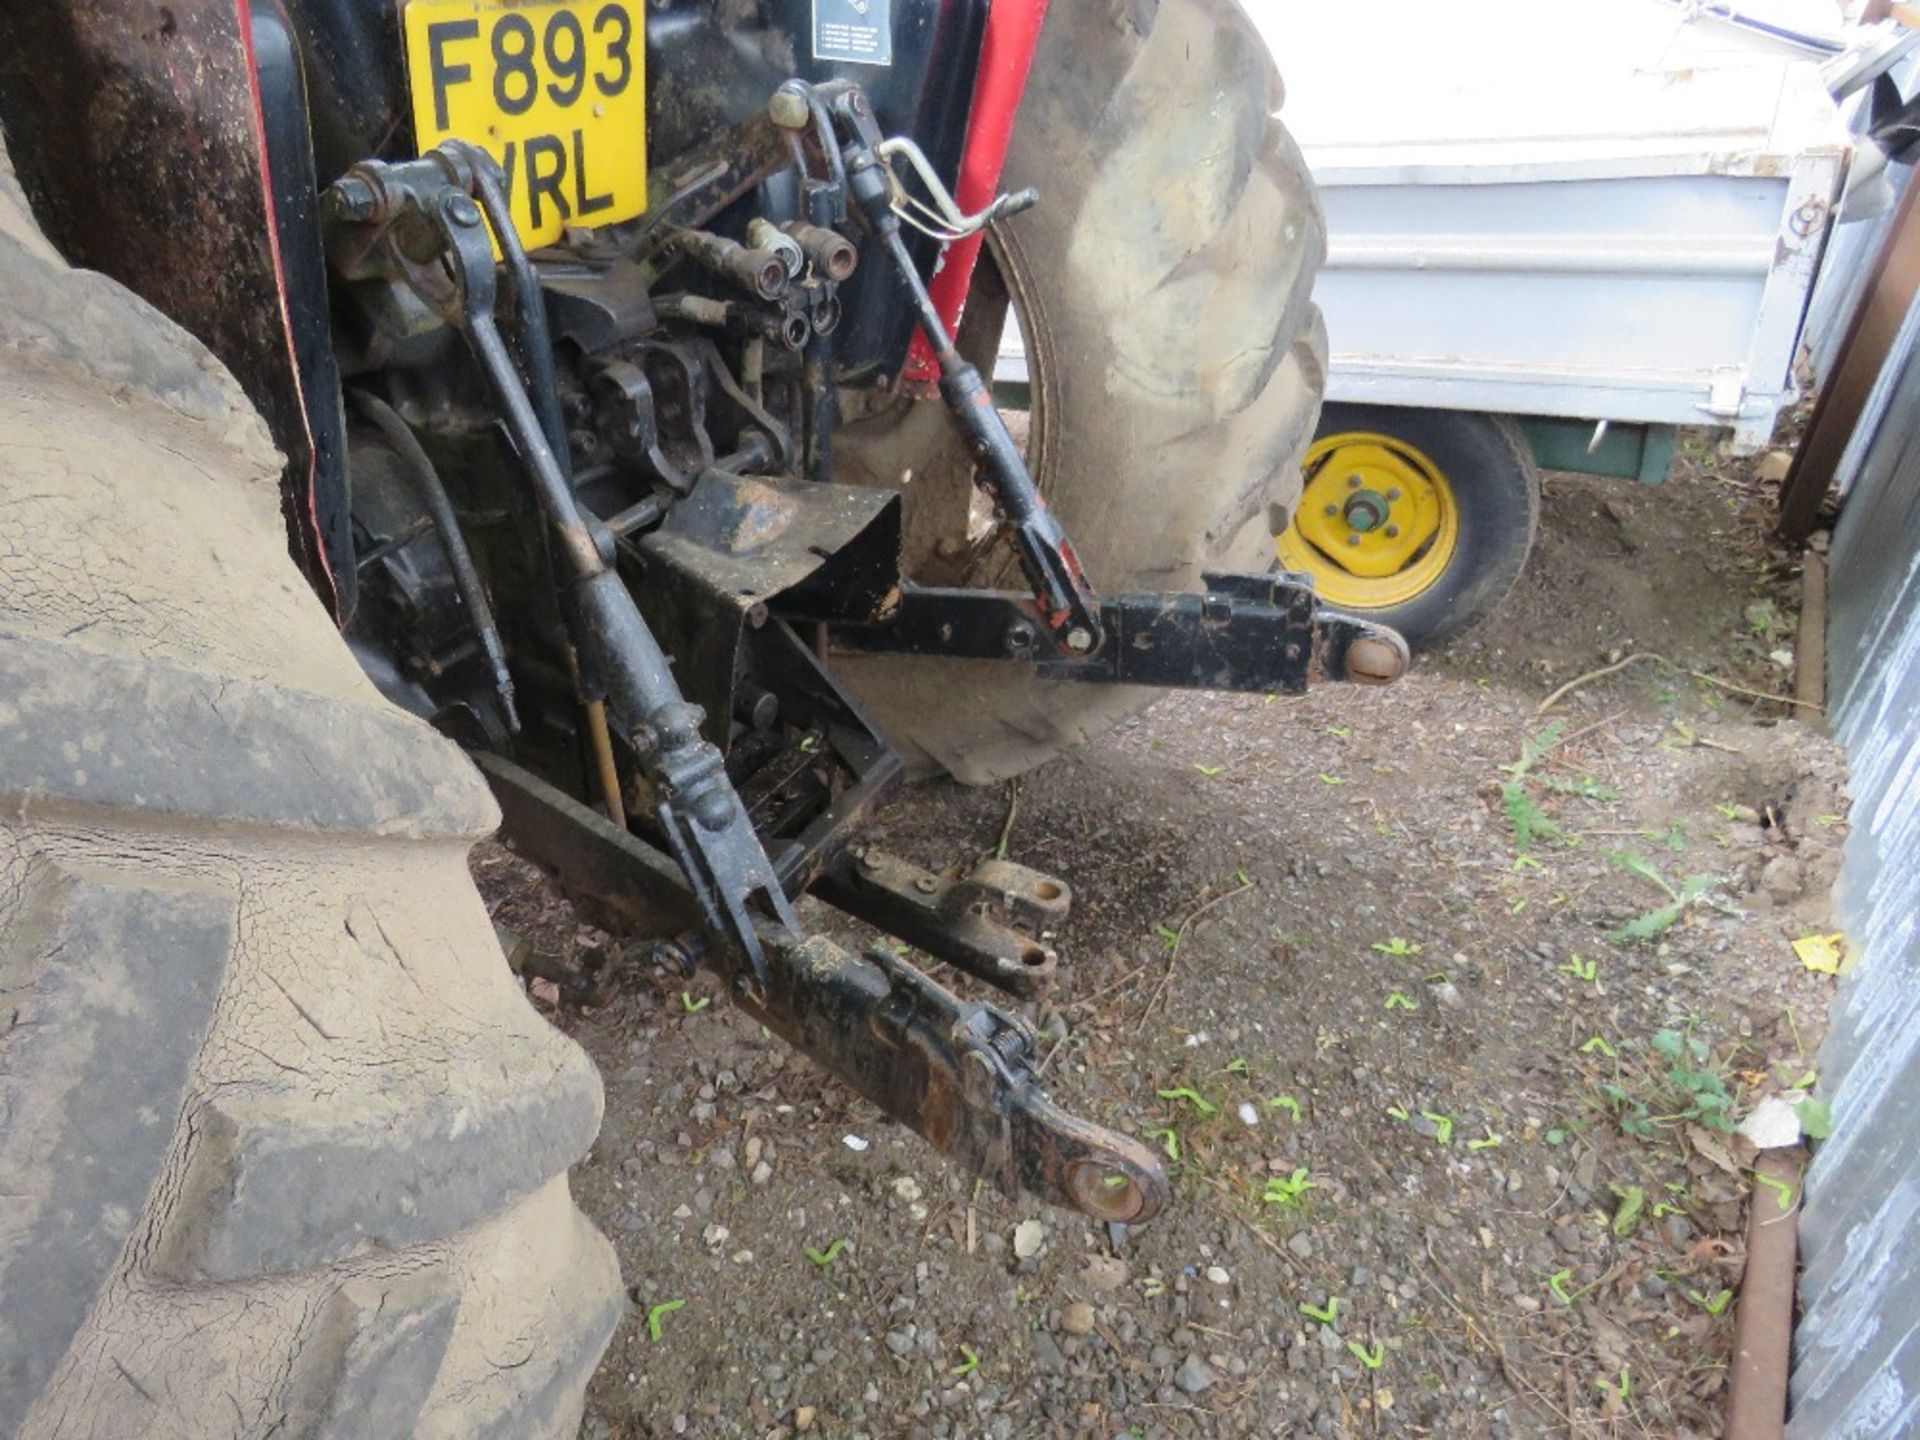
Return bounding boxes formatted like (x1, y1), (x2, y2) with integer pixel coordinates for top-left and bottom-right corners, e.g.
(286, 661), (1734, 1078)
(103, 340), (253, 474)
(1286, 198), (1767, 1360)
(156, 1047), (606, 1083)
(834, 0), (1327, 785)
(0, 152), (620, 1437)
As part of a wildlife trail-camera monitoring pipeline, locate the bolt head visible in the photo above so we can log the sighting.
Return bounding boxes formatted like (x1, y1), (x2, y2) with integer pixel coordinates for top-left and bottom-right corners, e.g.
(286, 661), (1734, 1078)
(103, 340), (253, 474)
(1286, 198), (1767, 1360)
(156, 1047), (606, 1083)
(1064, 626), (1095, 653)
(1323, 503), (1339, 517)
(1384, 525), (1400, 539)
(1347, 474), (1363, 489)
(768, 86), (811, 130)
(1386, 487), (1402, 502)
(443, 192), (483, 228)
(326, 174), (379, 222)
(1345, 534), (1361, 547)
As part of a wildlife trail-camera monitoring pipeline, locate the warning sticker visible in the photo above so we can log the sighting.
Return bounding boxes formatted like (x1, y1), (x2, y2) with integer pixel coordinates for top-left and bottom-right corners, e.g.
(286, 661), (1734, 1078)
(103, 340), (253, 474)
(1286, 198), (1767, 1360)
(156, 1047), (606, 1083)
(813, 0), (892, 66)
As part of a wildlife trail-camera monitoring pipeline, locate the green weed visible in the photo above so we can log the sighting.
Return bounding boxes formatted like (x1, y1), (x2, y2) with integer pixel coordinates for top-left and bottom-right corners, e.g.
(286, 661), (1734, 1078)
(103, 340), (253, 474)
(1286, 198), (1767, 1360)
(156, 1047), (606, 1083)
(647, 1298), (686, 1341)
(805, 1238), (848, 1267)
(1156, 1086), (1218, 1117)
(1561, 955), (1599, 983)
(1261, 1168), (1316, 1207)
(1607, 852), (1720, 941)
(1299, 1295), (1339, 1324)
(1348, 1339), (1386, 1370)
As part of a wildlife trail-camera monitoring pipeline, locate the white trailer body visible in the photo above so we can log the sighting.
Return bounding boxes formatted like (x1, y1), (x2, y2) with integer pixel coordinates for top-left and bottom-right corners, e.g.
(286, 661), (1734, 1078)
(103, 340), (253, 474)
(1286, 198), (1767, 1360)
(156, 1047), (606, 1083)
(1244, 0), (1854, 451)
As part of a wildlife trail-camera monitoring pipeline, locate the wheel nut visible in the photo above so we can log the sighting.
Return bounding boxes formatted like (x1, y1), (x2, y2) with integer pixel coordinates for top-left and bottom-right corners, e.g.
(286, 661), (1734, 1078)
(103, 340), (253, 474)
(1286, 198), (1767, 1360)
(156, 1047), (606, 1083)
(1345, 534), (1360, 547)
(1323, 503), (1339, 517)
(1347, 474), (1363, 489)
(1386, 487), (1403, 502)
(1384, 525), (1399, 539)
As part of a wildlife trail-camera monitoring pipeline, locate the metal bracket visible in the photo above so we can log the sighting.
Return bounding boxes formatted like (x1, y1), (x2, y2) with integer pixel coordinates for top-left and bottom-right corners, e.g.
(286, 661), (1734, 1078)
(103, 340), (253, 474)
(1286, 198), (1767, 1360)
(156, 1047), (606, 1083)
(814, 848), (1068, 997)
(806, 571), (1411, 691)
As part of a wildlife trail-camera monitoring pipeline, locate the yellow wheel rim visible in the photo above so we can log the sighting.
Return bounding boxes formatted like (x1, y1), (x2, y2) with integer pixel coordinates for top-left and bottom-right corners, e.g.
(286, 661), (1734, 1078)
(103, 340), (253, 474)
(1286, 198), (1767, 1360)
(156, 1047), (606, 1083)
(1275, 430), (1460, 609)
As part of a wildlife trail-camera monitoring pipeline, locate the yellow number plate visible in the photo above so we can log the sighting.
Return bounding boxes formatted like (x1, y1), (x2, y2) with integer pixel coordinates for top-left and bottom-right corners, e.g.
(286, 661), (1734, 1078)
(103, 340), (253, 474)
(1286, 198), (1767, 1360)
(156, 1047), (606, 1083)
(403, 0), (646, 248)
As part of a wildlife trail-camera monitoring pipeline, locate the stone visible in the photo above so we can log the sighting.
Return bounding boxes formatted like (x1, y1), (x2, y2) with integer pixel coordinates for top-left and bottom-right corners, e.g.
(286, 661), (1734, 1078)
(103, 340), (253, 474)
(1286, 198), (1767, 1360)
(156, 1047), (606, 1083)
(794, 1406), (816, 1432)
(1759, 855), (1806, 904)
(1012, 1219), (1047, 1259)
(1031, 1331), (1066, 1373)
(885, 1329), (915, 1357)
(1080, 1255), (1129, 1293)
(1059, 1302), (1096, 1336)
(1173, 1354), (1214, 1394)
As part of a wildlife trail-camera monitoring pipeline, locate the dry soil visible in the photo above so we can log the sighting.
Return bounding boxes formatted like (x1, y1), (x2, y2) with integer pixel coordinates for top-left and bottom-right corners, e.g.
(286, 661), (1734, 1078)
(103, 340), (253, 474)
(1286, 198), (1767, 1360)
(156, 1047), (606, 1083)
(476, 437), (1847, 1439)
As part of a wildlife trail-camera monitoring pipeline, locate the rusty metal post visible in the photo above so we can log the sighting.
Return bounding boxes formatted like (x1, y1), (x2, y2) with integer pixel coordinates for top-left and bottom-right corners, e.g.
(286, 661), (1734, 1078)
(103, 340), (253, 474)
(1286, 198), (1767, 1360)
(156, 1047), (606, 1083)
(1726, 1148), (1804, 1440)
(1778, 177), (1920, 542)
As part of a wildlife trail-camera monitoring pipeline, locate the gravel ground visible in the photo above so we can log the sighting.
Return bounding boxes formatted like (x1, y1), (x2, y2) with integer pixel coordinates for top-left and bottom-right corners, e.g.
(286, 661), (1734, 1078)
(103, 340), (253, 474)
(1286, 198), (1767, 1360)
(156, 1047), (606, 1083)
(477, 440), (1848, 1438)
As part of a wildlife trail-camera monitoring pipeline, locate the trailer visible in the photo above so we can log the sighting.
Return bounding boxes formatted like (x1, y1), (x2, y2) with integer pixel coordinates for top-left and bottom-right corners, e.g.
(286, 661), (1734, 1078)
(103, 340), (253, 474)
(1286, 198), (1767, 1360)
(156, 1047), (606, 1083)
(1000, 1), (1889, 645)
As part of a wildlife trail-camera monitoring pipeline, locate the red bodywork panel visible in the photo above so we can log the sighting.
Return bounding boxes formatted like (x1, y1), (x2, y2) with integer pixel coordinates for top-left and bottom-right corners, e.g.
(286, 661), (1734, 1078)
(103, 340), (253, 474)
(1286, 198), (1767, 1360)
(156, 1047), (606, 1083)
(901, 0), (1050, 385)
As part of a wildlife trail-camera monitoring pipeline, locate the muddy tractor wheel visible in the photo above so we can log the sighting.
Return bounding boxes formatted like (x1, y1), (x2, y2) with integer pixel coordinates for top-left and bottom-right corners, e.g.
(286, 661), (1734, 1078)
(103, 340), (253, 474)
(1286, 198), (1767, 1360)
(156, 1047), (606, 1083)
(0, 156), (620, 1437)
(834, 0), (1327, 785)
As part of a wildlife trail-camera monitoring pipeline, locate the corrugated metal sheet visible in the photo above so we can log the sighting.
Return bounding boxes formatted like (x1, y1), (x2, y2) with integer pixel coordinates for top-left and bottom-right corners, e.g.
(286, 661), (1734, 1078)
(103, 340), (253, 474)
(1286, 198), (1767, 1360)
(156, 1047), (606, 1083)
(1788, 274), (1920, 1437)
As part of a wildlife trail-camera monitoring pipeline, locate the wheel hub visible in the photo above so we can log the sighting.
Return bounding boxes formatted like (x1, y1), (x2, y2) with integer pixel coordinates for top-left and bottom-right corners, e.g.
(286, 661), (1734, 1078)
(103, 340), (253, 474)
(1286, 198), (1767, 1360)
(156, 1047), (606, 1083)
(1341, 486), (1391, 533)
(1278, 431), (1462, 608)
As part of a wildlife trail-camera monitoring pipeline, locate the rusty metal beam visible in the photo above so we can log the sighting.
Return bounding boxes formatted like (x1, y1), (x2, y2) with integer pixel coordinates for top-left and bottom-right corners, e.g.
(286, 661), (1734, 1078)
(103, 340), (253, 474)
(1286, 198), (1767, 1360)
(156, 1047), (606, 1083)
(1778, 177), (1920, 541)
(474, 751), (1168, 1221)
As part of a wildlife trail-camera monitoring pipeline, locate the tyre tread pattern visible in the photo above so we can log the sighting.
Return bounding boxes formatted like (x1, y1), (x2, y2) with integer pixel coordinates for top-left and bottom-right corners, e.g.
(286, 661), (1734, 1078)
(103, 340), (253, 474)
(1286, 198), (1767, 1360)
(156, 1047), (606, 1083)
(0, 145), (620, 1439)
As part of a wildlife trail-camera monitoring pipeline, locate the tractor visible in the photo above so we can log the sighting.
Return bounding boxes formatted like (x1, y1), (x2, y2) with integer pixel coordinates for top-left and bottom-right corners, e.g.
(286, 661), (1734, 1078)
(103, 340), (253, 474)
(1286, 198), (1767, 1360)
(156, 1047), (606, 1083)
(0, 1), (1403, 1432)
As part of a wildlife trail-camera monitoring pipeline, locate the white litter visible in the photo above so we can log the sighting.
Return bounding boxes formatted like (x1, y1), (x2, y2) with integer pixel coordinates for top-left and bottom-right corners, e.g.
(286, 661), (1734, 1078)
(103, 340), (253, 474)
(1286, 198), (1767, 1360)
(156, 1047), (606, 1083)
(843, 1134), (870, 1152)
(1738, 1093), (1806, 1150)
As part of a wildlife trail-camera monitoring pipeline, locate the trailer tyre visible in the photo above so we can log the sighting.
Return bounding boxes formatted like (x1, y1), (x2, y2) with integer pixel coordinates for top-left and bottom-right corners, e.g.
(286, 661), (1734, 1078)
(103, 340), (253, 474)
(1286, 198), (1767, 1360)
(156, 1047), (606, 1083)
(834, 0), (1326, 785)
(0, 151), (620, 1438)
(1275, 404), (1540, 649)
